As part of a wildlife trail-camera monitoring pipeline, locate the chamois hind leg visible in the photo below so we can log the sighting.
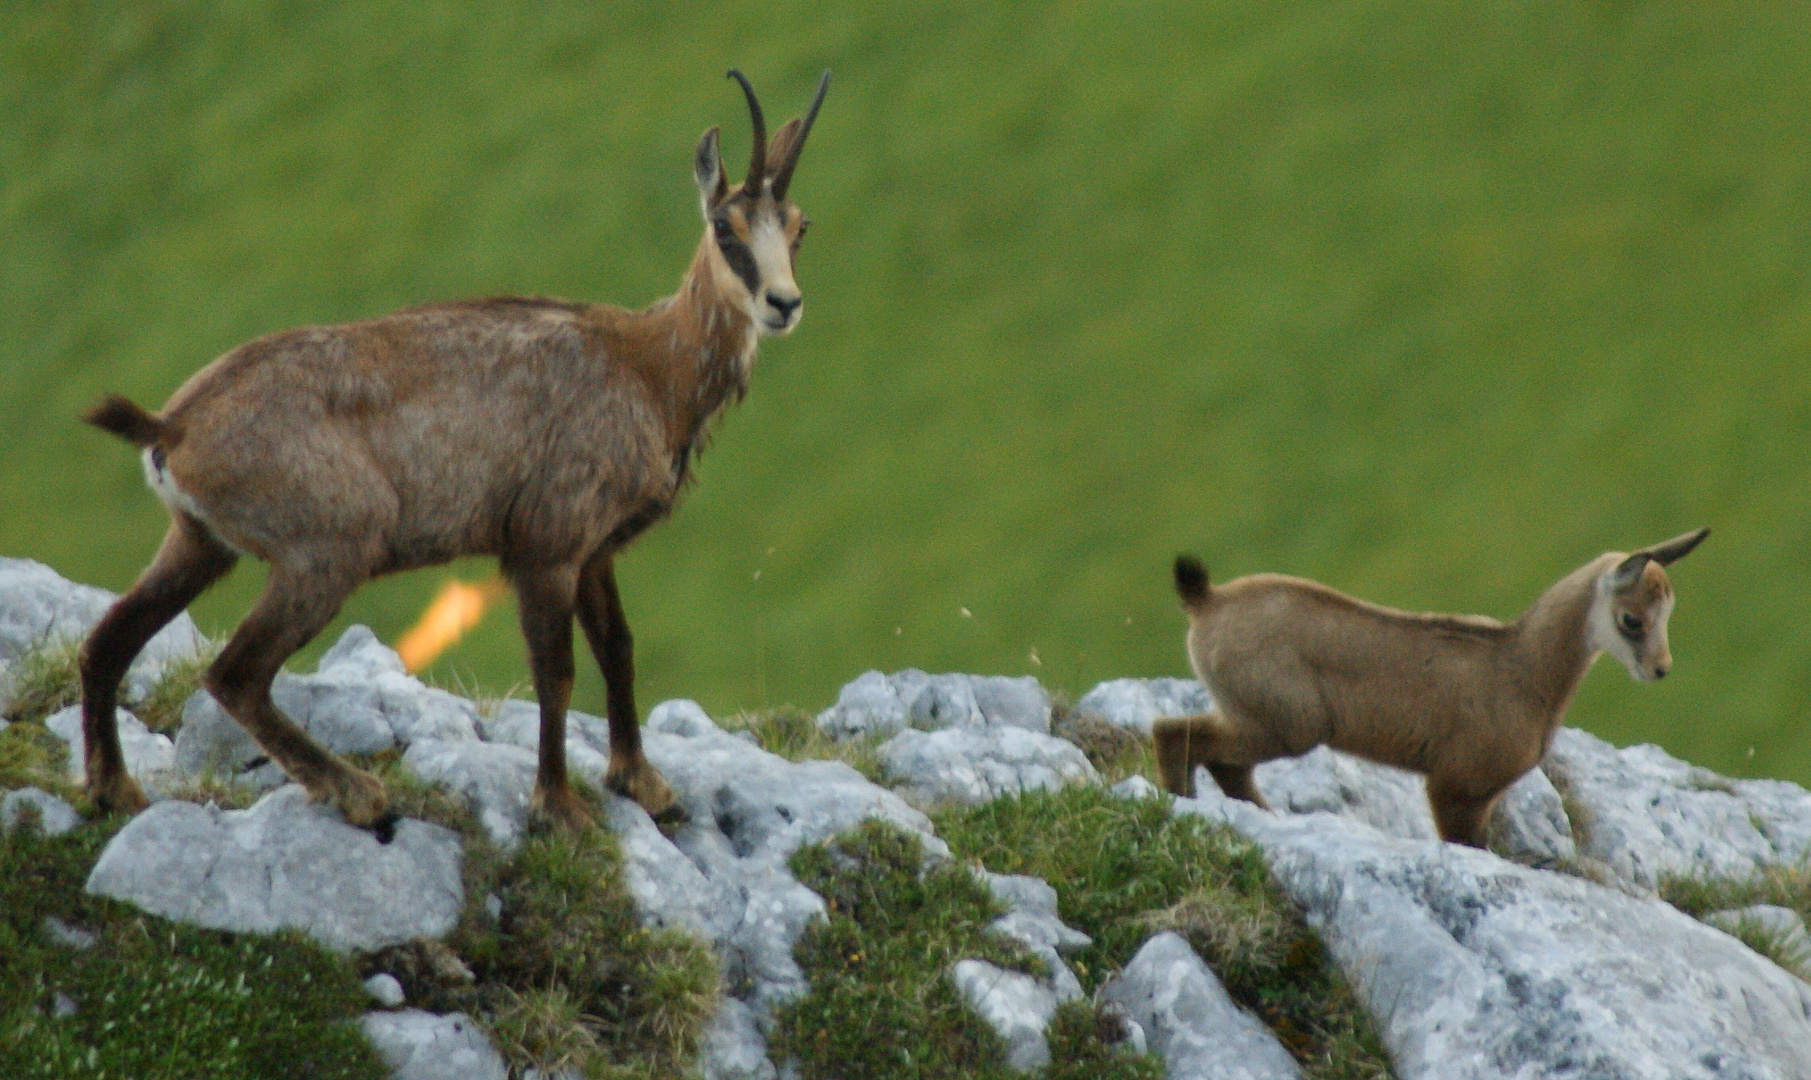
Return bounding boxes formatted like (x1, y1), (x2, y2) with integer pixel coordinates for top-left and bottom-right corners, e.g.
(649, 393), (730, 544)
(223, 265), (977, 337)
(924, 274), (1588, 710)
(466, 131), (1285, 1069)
(79, 513), (238, 814)
(575, 554), (677, 820)
(1427, 775), (1498, 848)
(1151, 713), (1273, 808)
(515, 562), (594, 830)
(206, 555), (388, 828)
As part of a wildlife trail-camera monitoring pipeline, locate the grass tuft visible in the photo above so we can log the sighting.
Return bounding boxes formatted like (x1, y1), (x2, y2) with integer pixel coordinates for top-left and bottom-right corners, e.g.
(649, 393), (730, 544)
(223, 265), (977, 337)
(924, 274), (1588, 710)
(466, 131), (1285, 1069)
(2, 639), (82, 728)
(1051, 712), (1155, 785)
(720, 706), (888, 783)
(775, 817), (1158, 1080)
(934, 786), (1394, 1080)
(0, 719), (76, 799)
(0, 816), (385, 1080)
(1658, 864), (1811, 979)
(135, 647), (219, 736)
(374, 794), (717, 1080)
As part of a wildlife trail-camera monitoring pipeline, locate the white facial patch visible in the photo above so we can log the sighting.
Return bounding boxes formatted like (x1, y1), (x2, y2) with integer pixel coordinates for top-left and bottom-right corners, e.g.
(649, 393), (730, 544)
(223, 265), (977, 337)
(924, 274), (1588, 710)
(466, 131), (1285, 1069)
(1586, 571), (1673, 681)
(747, 215), (800, 335)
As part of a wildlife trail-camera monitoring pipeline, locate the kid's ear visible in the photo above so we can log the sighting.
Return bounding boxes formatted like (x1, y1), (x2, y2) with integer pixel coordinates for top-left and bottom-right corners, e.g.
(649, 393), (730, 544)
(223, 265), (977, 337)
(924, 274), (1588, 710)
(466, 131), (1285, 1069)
(1608, 552), (1652, 591)
(695, 126), (728, 207)
(1639, 527), (1710, 567)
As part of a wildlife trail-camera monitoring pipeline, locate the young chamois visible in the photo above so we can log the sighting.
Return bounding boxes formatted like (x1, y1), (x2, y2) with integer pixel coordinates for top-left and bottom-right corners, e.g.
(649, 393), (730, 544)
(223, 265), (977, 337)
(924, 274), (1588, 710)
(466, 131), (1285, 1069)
(76, 69), (830, 831)
(1154, 528), (1709, 846)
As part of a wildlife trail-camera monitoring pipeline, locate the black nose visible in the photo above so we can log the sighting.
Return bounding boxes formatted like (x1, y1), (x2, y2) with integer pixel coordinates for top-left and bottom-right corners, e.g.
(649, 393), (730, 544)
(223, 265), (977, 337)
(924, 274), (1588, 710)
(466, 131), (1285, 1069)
(766, 293), (801, 319)
(1653, 666), (1668, 679)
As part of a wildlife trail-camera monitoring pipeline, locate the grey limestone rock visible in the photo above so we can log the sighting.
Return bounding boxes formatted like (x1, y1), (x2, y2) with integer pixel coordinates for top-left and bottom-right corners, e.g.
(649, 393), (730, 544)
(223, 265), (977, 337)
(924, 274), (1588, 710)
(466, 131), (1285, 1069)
(0, 557), (206, 703)
(1173, 785), (1811, 1080)
(1099, 932), (1301, 1080)
(361, 1009), (506, 1080)
(401, 738), (537, 851)
(976, 870), (1089, 1003)
(1253, 746), (1438, 841)
(86, 785), (463, 953)
(173, 625), (479, 788)
(43, 915), (98, 950)
(639, 705), (947, 1022)
(700, 996), (778, 1080)
(364, 972), (407, 1008)
(604, 792), (739, 941)
(950, 959), (1060, 1071)
(1111, 774), (1162, 801)
(816, 670), (1050, 739)
(2, 786), (82, 836)
(1243, 744), (1573, 862)
(46, 705), (175, 788)
(1544, 727), (1811, 888)
(1071, 677), (1212, 735)
(879, 725), (1097, 806)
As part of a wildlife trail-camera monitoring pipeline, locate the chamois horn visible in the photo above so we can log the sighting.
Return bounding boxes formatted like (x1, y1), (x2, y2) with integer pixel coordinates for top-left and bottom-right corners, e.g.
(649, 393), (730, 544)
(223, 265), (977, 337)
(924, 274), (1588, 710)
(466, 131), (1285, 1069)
(771, 70), (831, 201)
(726, 69), (767, 194)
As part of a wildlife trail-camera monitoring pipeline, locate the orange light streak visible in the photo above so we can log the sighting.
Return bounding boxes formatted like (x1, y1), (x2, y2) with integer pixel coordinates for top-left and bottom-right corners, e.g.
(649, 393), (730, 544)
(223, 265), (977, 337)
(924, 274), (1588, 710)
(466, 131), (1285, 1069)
(396, 577), (507, 673)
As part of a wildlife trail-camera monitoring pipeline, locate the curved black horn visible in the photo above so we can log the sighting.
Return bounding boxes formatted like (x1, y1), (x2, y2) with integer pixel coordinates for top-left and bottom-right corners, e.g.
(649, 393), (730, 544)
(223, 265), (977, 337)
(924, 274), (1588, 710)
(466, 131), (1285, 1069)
(726, 69), (767, 193)
(772, 69), (830, 201)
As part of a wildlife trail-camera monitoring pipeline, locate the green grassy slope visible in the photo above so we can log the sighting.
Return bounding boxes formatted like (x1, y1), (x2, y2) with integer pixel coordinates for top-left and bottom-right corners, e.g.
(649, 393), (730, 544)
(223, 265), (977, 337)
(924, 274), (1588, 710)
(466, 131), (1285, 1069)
(4, 2), (1809, 781)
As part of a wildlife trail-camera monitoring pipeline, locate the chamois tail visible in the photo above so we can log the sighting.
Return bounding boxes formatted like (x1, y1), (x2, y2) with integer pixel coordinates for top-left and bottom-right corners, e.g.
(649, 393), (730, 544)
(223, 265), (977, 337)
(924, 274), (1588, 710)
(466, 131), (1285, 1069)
(1174, 555), (1211, 610)
(83, 394), (166, 448)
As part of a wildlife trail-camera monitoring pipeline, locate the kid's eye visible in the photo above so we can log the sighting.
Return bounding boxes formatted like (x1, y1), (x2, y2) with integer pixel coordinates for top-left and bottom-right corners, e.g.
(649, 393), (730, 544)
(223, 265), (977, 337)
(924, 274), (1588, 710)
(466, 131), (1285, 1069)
(712, 219), (732, 240)
(1619, 613), (1643, 635)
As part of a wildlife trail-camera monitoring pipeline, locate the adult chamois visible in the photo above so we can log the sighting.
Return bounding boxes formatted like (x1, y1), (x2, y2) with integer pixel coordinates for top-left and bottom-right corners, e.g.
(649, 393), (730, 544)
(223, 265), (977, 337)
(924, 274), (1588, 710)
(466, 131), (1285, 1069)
(77, 69), (830, 831)
(1154, 529), (1708, 846)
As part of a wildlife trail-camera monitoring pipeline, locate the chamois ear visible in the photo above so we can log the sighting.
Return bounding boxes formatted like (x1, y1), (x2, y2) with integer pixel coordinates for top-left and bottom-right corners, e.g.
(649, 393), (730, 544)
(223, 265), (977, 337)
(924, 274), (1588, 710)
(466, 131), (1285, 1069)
(1608, 552), (1652, 591)
(694, 126), (728, 207)
(1640, 526), (1710, 567)
(765, 118), (803, 183)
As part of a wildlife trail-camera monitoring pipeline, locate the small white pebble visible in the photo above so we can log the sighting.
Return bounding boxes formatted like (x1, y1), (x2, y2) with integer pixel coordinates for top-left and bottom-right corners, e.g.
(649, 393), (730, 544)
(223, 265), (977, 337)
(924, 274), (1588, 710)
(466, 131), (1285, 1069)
(52, 991), (78, 1019)
(43, 915), (97, 950)
(484, 893), (503, 920)
(362, 973), (405, 1008)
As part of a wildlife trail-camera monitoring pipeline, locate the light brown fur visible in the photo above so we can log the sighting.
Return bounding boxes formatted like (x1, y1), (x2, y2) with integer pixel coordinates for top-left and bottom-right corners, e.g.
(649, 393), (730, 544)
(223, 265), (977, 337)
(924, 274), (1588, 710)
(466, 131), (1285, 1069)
(1155, 529), (1708, 846)
(76, 70), (831, 831)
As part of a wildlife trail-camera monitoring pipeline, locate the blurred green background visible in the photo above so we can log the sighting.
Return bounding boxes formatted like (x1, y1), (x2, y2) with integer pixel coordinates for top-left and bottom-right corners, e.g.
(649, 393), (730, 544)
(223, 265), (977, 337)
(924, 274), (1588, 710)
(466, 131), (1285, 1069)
(3, 1), (1807, 781)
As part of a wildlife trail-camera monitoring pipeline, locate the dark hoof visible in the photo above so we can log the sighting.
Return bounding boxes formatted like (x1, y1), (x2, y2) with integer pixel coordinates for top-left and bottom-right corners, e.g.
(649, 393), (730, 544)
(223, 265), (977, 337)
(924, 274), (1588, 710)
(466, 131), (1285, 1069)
(652, 801), (689, 826)
(371, 811), (401, 845)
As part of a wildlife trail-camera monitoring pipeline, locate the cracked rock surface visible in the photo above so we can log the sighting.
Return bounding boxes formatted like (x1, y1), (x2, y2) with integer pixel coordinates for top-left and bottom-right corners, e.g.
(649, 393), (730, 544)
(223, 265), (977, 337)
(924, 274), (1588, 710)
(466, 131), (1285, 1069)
(46, 705), (176, 789)
(361, 1010), (506, 1080)
(1071, 676), (1212, 735)
(1544, 726), (1811, 888)
(1100, 932), (1301, 1080)
(816, 669), (1051, 739)
(85, 784), (463, 954)
(0, 556), (206, 703)
(879, 725), (1098, 806)
(1175, 780), (1811, 1080)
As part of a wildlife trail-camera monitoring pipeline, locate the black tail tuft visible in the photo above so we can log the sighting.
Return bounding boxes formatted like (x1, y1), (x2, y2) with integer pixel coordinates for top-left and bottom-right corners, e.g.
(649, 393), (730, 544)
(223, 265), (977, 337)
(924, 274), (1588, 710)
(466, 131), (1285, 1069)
(83, 394), (165, 448)
(1174, 555), (1210, 607)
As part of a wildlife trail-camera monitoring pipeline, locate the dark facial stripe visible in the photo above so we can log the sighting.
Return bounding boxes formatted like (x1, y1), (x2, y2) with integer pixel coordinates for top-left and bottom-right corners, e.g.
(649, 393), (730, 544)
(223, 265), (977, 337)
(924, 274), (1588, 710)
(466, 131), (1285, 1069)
(718, 236), (760, 296)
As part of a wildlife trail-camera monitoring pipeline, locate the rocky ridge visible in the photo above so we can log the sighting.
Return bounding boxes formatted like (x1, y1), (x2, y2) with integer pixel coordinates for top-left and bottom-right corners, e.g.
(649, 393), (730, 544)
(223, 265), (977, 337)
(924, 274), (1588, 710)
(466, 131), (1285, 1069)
(5, 556), (1811, 1079)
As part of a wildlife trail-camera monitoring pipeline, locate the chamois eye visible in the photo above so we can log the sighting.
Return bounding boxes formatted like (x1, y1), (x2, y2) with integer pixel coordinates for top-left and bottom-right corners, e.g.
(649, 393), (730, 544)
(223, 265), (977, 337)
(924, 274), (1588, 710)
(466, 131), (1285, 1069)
(712, 218), (732, 241)
(1618, 613), (1643, 636)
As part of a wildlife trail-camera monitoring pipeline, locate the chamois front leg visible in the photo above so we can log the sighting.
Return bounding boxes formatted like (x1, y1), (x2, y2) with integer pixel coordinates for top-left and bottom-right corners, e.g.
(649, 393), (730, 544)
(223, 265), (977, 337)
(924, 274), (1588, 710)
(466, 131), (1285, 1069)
(515, 563), (594, 830)
(1427, 775), (1498, 848)
(576, 555), (678, 820)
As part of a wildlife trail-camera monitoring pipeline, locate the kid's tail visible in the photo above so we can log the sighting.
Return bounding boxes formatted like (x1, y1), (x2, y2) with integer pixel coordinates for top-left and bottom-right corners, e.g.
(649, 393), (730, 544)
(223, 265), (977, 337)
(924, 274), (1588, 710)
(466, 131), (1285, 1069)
(83, 394), (166, 448)
(1173, 555), (1210, 609)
